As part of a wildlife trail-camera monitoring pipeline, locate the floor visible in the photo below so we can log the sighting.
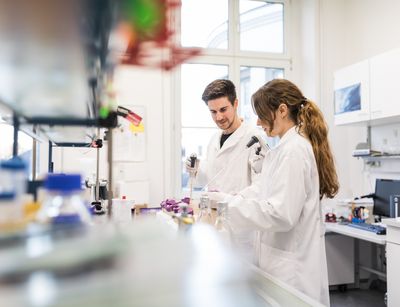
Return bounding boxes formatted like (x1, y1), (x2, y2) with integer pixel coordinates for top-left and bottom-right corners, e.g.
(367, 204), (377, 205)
(330, 288), (386, 307)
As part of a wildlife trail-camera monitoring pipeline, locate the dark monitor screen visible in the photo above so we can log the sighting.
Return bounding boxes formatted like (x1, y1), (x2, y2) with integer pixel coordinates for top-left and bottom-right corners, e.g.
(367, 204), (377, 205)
(374, 178), (400, 217)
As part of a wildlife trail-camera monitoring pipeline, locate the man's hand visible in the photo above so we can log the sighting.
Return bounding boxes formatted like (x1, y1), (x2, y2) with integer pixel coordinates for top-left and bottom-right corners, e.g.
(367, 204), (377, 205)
(185, 153), (199, 176)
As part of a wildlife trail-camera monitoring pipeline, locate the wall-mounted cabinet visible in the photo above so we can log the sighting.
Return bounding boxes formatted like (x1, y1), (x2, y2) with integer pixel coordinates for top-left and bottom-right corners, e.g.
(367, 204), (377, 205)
(334, 60), (370, 125)
(334, 47), (400, 126)
(370, 48), (400, 122)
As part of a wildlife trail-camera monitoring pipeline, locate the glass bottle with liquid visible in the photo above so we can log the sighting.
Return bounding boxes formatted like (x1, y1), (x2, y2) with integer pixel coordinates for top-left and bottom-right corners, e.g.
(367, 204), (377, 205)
(0, 157), (27, 198)
(196, 194), (212, 224)
(214, 201), (232, 244)
(37, 174), (92, 227)
(214, 201), (229, 230)
(178, 204), (194, 232)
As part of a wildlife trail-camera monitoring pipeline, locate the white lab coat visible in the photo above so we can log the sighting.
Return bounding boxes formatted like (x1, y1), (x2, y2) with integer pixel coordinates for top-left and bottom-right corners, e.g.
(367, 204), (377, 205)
(195, 122), (264, 193)
(229, 126), (330, 306)
(195, 122), (265, 261)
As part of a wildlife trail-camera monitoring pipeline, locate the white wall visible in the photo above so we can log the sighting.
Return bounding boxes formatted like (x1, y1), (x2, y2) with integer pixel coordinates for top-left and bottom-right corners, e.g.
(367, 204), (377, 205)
(319, 0), (400, 198)
(290, 0), (320, 100)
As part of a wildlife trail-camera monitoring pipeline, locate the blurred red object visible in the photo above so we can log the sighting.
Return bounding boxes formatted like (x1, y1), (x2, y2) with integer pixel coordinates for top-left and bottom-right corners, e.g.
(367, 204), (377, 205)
(117, 106), (142, 126)
(117, 0), (201, 70)
(325, 212), (337, 223)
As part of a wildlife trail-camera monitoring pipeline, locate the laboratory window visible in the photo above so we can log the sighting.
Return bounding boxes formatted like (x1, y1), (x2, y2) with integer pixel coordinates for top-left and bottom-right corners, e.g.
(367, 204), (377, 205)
(178, 0), (288, 194)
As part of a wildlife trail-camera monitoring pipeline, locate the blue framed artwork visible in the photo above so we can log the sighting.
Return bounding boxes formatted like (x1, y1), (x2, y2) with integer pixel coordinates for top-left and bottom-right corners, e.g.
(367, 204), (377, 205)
(334, 83), (361, 114)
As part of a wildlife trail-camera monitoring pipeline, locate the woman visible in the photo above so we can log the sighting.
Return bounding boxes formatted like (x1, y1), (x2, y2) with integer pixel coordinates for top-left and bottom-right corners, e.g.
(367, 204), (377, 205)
(227, 79), (339, 306)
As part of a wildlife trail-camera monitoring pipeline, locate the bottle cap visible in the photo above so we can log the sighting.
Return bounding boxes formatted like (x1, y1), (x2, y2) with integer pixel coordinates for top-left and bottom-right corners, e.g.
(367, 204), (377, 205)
(0, 192), (16, 200)
(45, 174), (82, 191)
(0, 157), (26, 170)
(200, 194), (209, 201)
(52, 214), (82, 225)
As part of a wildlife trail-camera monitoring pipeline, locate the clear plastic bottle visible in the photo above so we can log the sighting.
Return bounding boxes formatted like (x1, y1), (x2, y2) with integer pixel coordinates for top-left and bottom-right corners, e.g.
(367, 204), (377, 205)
(196, 194), (212, 224)
(0, 192), (23, 228)
(214, 201), (228, 230)
(0, 157), (27, 197)
(178, 204), (194, 232)
(214, 201), (232, 244)
(37, 174), (92, 226)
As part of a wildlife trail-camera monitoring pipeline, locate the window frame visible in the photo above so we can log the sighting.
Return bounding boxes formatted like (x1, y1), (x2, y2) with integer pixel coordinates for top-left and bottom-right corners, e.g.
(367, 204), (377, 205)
(173, 0), (291, 197)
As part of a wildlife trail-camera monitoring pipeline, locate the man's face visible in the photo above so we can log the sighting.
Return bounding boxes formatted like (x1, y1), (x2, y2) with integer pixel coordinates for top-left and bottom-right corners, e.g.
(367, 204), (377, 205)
(207, 97), (238, 131)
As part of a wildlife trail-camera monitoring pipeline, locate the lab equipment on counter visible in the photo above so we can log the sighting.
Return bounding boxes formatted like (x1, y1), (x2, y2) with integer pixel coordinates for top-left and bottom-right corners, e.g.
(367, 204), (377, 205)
(325, 212), (337, 223)
(160, 197), (193, 215)
(112, 196), (134, 223)
(177, 204), (194, 232)
(0, 157), (27, 197)
(214, 201), (229, 233)
(85, 175), (108, 215)
(36, 174), (92, 226)
(0, 192), (23, 231)
(188, 153), (197, 203)
(196, 194), (212, 224)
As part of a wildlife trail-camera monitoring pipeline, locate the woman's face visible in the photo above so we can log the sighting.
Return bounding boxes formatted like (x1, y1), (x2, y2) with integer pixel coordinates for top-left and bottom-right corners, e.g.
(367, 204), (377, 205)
(256, 104), (289, 138)
(257, 115), (279, 138)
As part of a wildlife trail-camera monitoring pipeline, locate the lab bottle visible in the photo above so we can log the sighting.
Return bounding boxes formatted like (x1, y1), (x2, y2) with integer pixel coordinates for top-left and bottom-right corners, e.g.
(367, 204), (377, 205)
(0, 192), (24, 228)
(214, 200), (233, 244)
(214, 201), (229, 231)
(196, 194), (212, 224)
(112, 195), (133, 222)
(0, 157), (27, 198)
(36, 174), (92, 226)
(178, 204), (194, 232)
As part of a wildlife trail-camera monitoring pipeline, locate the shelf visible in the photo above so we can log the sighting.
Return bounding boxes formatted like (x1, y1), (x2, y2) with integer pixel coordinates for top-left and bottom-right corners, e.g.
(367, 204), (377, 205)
(354, 155), (400, 161)
(0, 0), (116, 144)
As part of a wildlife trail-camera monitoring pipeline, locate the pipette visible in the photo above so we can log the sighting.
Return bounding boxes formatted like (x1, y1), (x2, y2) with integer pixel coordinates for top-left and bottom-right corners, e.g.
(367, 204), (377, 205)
(189, 153), (197, 203)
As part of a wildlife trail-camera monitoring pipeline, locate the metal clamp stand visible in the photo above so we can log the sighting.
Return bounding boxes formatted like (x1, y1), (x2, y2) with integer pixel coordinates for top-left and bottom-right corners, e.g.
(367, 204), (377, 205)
(91, 128), (106, 215)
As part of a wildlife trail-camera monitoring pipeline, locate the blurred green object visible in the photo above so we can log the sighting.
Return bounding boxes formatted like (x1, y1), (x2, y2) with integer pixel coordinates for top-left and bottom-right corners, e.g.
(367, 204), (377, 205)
(122, 0), (165, 40)
(99, 106), (110, 119)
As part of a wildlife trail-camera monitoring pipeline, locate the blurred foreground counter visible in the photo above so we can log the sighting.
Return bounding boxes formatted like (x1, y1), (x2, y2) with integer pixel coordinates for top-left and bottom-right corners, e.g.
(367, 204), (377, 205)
(0, 218), (323, 307)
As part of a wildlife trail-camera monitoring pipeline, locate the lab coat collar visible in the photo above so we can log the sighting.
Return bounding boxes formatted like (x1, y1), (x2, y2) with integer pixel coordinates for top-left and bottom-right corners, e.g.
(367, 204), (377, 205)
(217, 121), (247, 155)
(274, 125), (299, 149)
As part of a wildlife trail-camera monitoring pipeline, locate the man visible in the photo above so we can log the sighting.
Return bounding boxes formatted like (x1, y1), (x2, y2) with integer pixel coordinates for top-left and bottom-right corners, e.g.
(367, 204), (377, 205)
(186, 79), (266, 195)
(186, 79), (266, 261)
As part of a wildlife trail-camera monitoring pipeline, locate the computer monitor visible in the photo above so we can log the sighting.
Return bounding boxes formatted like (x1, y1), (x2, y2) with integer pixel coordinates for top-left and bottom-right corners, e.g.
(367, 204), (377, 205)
(373, 178), (400, 217)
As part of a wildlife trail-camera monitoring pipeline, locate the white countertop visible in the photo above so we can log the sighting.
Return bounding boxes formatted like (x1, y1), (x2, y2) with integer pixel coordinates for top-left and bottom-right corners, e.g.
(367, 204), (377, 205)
(382, 218), (400, 228)
(325, 223), (386, 245)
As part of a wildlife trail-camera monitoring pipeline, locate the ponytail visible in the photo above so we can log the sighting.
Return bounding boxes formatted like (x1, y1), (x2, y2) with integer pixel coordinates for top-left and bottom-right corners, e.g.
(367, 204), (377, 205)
(298, 100), (339, 199)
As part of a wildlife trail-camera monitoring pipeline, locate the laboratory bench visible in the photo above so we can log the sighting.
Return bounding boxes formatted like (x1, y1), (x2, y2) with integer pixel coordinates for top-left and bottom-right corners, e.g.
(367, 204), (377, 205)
(0, 212), (325, 307)
(325, 222), (386, 291)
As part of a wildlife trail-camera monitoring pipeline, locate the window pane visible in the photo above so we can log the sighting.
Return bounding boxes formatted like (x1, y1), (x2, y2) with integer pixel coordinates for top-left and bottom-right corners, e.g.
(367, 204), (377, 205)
(239, 66), (283, 147)
(0, 123), (33, 177)
(181, 64), (228, 127)
(181, 127), (217, 189)
(0, 124), (33, 160)
(239, 1), (284, 53)
(181, 0), (228, 49)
